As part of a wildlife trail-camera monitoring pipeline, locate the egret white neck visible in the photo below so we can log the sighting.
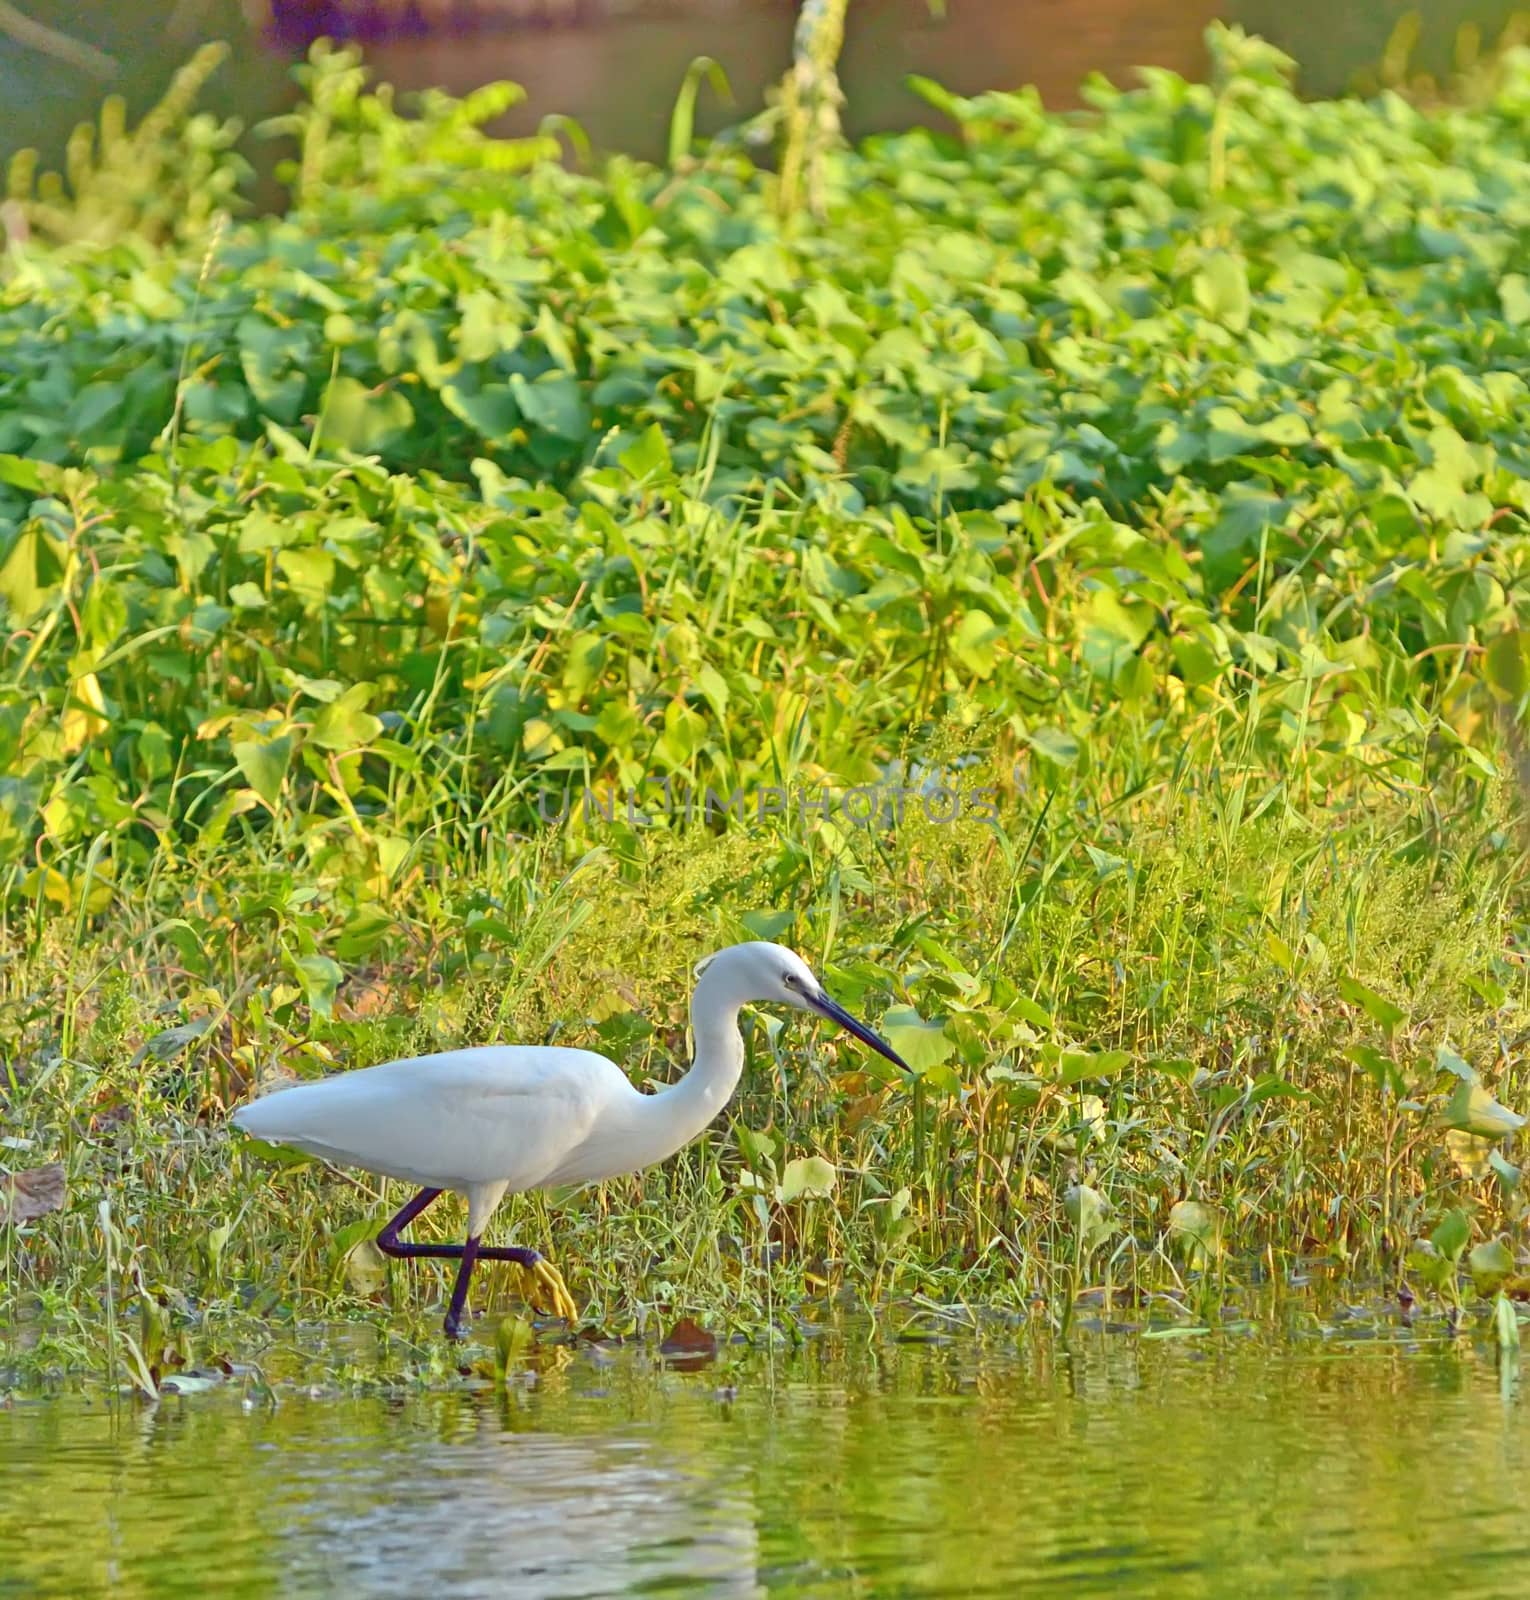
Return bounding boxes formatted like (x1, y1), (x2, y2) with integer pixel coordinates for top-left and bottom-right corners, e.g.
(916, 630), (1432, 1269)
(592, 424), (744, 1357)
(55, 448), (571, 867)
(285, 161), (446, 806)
(620, 973), (749, 1169)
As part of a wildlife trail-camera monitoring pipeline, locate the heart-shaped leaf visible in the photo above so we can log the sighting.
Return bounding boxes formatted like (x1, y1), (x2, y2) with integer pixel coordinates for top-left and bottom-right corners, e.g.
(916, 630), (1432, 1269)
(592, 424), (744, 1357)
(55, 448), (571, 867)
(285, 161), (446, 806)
(310, 684), (382, 751)
(1063, 1183), (1115, 1252)
(234, 734), (292, 811)
(1443, 1080), (1525, 1139)
(1430, 1207), (1472, 1263)
(879, 1008), (953, 1075)
(1055, 1048), (1131, 1086)
(778, 1155), (837, 1203)
(1167, 1199), (1221, 1264)
(1469, 1238), (1516, 1297)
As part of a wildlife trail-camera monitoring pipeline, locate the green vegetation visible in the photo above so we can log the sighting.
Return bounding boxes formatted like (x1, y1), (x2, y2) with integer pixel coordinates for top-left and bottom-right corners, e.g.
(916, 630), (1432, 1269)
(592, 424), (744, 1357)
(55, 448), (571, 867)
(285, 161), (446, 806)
(4, 25), (1530, 1387)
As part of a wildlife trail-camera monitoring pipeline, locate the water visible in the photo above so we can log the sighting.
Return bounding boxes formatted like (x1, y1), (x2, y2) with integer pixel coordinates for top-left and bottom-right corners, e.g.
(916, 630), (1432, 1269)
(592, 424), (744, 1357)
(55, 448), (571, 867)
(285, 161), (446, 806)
(4, 1327), (1528, 1596)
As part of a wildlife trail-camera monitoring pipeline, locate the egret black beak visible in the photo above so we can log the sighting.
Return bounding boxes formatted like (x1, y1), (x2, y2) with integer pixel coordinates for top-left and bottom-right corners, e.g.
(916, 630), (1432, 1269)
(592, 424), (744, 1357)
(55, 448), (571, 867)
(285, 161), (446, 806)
(807, 989), (911, 1074)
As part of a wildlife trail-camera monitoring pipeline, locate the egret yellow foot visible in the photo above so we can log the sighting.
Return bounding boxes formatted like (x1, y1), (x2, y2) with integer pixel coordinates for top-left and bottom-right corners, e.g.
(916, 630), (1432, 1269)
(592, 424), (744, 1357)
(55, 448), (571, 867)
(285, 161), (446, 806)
(517, 1256), (578, 1323)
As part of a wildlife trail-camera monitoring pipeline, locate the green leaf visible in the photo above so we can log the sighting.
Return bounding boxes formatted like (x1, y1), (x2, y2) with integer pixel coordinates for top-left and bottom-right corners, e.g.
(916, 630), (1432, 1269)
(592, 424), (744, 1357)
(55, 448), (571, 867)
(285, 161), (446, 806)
(1336, 975), (1405, 1030)
(0, 526), (65, 622)
(1445, 1128), (1495, 1182)
(0, 454), (45, 492)
(310, 684), (382, 750)
(1192, 253), (1251, 332)
(238, 1135), (316, 1170)
(668, 55), (731, 167)
(1469, 1238), (1515, 1297)
(1146, 1057), (1197, 1081)
(1435, 1043), (1478, 1084)
(441, 381), (521, 440)
(778, 1154), (837, 1202)
(1080, 589), (1153, 682)
(233, 734), (292, 810)
(1490, 1149), (1521, 1197)
(1025, 726), (1079, 768)
(1167, 1199), (1221, 1264)
(1499, 274), (1530, 326)
(510, 372), (589, 442)
(316, 377), (414, 453)
(619, 423), (673, 480)
(1483, 631), (1530, 703)
(336, 904), (395, 960)
(1055, 1048), (1131, 1086)
(344, 1237), (388, 1296)
(278, 547), (335, 601)
(1496, 1293), (1522, 1351)
(561, 633), (606, 700)
(696, 664), (729, 718)
(495, 1314), (536, 1374)
(735, 1124), (776, 1176)
(130, 1019), (212, 1068)
(1244, 1073), (1311, 1105)
(1011, 995), (1054, 1031)
(238, 315), (310, 422)
(1406, 1240), (1452, 1290)
(1430, 1207), (1472, 1263)
(292, 954), (344, 1019)
(1345, 1044), (1404, 1097)
(1443, 1079), (1525, 1140)
(879, 1007), (954, 1075)
(1063, 1182), (1115, 1252)
(741, 909), (794, 940)
(951, 609), (1004, 678)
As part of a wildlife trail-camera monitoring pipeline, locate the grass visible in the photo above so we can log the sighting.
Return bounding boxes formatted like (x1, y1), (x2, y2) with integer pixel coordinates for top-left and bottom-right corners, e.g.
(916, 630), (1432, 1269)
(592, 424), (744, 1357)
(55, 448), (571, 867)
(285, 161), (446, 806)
(3, 24), (1530, 1386)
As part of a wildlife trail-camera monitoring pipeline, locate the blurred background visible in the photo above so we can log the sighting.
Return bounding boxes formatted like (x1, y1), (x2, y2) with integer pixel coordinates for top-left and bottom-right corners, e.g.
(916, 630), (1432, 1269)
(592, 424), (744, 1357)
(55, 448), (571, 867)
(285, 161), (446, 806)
(2, 0), (1527, 182)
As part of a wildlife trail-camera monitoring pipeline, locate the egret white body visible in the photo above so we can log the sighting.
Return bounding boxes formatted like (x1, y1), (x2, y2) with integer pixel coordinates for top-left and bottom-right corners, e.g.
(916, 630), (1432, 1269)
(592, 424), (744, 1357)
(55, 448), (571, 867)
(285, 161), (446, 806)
(232, 941), (907, 1337)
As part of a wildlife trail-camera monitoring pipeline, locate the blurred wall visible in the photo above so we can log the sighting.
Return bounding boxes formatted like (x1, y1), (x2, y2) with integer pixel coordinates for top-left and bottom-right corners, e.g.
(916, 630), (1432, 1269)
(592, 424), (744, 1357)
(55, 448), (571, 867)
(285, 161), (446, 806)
(1, 0), (1525, 186)
(1, 2), (290, 171)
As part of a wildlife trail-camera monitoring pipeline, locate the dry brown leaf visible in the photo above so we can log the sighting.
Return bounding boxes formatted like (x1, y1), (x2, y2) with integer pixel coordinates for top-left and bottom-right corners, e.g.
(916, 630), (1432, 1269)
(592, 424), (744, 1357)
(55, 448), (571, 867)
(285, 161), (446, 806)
(1, 1162), (66, 1224)
(659, 1316), (718, 1369)
(844, 1090), (886, 1134)
(336, 980), (393, 1021)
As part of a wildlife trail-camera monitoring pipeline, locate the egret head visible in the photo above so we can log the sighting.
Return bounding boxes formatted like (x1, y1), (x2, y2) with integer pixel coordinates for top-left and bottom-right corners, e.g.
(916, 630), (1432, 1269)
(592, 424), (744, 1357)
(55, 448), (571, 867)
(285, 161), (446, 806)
(696, 942), (910, 1073)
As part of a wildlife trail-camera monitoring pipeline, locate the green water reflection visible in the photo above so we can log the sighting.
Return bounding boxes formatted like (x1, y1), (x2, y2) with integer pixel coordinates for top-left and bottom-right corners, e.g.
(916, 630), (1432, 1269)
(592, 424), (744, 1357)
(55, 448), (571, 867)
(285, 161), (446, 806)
(3, 1330), (1528, 1597)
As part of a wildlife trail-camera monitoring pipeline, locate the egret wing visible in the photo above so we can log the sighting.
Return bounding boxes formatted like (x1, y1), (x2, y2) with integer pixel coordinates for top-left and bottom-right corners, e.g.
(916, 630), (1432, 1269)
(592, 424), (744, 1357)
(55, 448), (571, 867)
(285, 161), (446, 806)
(233, 1046), (616, 1190)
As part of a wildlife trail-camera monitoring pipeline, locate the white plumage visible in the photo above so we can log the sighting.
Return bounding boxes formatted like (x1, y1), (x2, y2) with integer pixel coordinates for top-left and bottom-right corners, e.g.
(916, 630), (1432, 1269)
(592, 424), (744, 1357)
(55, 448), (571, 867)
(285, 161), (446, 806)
(231, 941), (908, 1337)
(239, 1048), (614, 1199)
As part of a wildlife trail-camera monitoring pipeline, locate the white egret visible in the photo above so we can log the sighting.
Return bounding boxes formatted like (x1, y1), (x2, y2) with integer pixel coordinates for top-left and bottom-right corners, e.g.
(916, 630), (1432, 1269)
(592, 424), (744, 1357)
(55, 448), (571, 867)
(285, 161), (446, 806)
(232, 941), (908, 1339)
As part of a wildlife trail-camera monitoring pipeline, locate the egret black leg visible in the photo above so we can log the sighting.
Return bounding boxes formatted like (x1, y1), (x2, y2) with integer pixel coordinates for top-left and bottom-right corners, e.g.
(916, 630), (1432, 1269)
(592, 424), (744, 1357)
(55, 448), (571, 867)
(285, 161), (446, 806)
(376, 1187), (445, 1255)
(444, 1236), (481, 1340)
(440, 1238), (550, 1339)
(375, 1187), (548, 1339)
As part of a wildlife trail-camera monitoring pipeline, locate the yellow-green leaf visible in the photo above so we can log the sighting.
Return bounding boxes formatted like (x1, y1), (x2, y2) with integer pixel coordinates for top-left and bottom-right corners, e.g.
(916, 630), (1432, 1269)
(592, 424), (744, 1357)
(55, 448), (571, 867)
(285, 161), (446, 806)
(233, 734), (292, 810)
(778, 1155), (837, 1202)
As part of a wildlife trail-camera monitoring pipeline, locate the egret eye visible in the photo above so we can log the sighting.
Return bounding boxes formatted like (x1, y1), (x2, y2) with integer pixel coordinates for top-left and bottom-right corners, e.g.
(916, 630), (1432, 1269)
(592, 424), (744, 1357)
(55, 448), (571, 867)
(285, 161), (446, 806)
(782, 972), (797, 988)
